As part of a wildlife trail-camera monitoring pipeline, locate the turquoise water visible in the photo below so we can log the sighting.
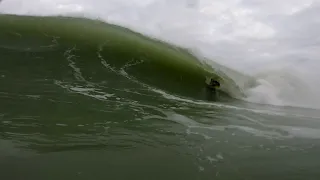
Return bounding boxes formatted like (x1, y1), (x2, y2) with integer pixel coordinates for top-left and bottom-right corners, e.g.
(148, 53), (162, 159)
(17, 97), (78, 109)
(1, 14), (320, 180)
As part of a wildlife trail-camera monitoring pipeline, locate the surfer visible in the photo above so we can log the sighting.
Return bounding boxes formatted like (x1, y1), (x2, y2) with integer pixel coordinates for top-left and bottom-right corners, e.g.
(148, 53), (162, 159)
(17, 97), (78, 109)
(207, 79), (220, 89)
(204, 78), (220, 101)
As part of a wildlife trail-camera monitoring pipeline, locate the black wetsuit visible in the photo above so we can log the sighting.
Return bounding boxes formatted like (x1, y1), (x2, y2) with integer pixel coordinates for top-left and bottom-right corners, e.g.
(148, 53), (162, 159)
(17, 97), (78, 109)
(210, 79), (220, 87)
(205, 79), (220, 101)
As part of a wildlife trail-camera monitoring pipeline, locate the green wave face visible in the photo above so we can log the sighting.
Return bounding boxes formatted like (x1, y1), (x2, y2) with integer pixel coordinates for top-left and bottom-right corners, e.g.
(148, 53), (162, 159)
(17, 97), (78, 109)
(0, 14), (245, 100)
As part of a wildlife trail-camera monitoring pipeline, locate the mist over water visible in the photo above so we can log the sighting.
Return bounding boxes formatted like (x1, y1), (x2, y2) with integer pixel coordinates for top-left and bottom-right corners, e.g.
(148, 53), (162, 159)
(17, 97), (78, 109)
(1, 0), (320, 109)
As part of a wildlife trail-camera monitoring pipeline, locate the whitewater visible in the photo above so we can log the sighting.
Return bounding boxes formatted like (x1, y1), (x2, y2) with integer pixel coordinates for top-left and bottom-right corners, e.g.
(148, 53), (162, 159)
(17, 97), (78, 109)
(1, 0), (320, 109)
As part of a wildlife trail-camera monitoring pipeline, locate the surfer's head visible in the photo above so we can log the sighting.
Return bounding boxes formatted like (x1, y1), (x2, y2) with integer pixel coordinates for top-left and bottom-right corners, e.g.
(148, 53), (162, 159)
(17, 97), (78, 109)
(210, 79), (220, 87)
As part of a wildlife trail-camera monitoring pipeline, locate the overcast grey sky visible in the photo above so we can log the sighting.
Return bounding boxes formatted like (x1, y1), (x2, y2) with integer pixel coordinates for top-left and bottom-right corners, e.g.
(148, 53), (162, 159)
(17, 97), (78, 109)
(0, 0), (319, 71)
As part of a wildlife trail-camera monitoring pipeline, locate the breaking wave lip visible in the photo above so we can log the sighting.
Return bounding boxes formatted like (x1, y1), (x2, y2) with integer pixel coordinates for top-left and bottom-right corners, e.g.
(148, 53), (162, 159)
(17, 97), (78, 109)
(241, 64), (320, 110)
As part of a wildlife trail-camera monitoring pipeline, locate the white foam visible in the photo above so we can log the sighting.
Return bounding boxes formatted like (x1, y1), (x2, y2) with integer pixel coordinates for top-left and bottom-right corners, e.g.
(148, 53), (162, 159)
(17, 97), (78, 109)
(206, 156), (218, 163)
(216, 153), (223, 160)
(151, 87), (320, 119)
(186, 129), (212, 140)
(163, 111), (320, 140)
(244, 65), (320, 109)
(56, 123), (68, 126)
(55, 81), (115, 101)
(270, 125), (320, 140)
